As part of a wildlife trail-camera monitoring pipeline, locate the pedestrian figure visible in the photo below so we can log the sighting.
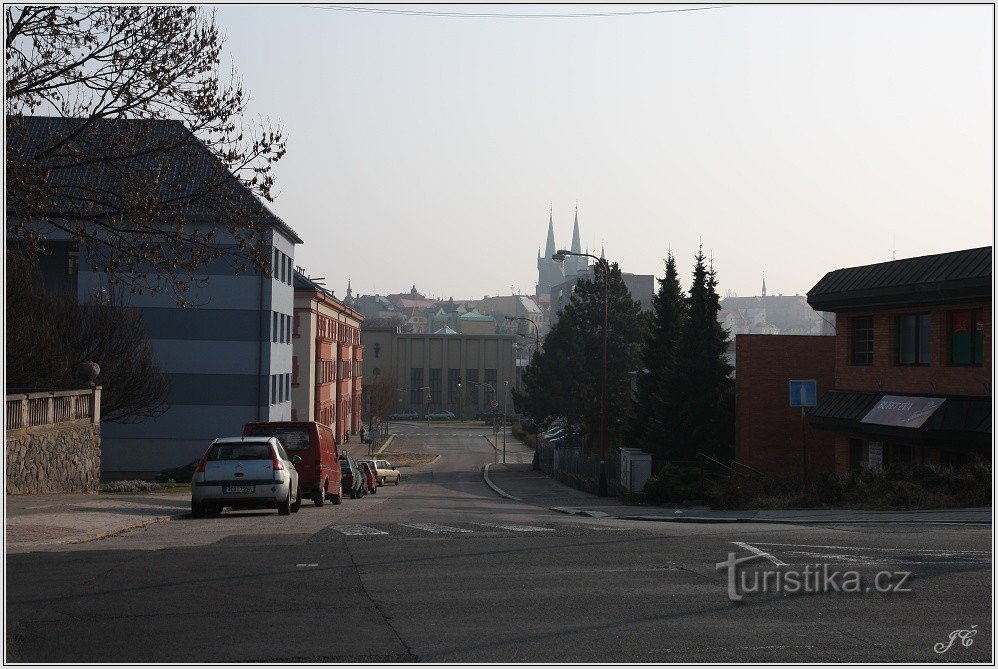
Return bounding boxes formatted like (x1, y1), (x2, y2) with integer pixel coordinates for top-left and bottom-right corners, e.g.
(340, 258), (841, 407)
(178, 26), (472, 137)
(360, 427), (366, 443)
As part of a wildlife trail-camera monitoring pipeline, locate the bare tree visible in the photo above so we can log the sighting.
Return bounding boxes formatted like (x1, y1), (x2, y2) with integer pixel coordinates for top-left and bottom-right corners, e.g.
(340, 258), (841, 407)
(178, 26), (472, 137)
(367, 372), (399, 425)
(6, 6), (286, 304)
(7, 251), (171, 422)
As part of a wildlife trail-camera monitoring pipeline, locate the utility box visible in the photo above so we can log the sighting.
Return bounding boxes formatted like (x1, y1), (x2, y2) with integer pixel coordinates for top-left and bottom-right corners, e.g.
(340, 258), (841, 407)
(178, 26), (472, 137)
(619, 448), (652, 493)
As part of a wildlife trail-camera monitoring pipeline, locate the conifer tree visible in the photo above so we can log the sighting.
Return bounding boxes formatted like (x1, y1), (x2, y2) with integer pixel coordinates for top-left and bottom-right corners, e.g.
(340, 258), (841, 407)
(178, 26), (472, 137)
(514, 263), (647, 454)
(631, 251), (686, 459)
(673, 246), (734, 461)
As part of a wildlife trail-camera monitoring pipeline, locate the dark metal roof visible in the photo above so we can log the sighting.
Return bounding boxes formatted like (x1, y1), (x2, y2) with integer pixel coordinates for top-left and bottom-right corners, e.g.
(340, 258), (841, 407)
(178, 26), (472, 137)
(808, 390), (991, 447)
(7, 115), (303, 244)
(807, 247), (991, 312)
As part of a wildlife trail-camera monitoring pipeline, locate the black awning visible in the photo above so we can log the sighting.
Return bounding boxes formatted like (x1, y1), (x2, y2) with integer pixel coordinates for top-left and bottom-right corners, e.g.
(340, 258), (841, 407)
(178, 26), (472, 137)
(807, 390), (991, 448)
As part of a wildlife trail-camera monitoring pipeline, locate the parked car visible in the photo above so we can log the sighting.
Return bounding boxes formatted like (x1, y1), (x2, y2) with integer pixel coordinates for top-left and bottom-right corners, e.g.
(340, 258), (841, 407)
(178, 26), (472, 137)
(389, 411), (420, 420)
(155, 459), (198, 484)
(339, 454), (366, 499)
(424, 410), (457, 420)
(358, 461), (378, 494)
(191, 437), (301, 517)
(472, 410), (499, 421)
(360, 458), (401, 486)
(243, 421), (342, 506)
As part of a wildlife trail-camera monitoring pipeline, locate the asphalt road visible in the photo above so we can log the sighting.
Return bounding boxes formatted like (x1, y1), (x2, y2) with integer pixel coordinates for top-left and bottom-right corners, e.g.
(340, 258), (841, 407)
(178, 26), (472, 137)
(6, 422), (992, 662)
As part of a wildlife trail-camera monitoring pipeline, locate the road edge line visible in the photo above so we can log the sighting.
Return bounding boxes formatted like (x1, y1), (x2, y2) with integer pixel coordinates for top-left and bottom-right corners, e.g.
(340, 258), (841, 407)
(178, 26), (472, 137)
(376, 434), (396, 453)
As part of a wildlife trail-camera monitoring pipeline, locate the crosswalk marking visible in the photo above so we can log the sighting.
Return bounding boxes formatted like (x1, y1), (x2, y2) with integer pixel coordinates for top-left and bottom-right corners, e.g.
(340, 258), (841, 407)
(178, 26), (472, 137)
(330, 524), (389, 536)
(400, 522), (473, 533)
(472, 522), (554, 532)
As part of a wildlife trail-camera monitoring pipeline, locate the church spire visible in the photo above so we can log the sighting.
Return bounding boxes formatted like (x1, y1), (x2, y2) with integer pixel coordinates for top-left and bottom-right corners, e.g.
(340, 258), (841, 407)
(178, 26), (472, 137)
(571, 203), (581, 254)
(761, 273), (767, 297)
(544, 206), (556, 258)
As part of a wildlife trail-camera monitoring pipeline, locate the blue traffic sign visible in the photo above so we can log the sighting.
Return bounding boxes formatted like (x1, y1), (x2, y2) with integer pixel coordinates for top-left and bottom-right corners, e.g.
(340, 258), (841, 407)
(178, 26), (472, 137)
(789, 380), (817, 408)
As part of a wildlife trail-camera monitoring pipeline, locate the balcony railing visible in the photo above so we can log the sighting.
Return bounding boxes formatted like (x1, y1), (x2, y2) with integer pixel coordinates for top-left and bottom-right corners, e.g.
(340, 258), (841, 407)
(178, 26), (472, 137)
(5, 388), (101, 434)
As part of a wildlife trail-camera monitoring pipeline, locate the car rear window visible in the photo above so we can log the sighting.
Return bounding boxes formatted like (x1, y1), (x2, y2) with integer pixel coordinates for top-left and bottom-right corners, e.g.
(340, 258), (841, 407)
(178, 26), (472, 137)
(246, 425), (311, 451)
(208, 442), (273, 461)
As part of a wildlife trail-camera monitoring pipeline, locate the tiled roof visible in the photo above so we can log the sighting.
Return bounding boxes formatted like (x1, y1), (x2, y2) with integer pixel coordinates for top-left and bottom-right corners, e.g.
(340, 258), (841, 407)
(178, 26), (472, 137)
(7, 115), (302, 243)
(807, 247), (991, 311)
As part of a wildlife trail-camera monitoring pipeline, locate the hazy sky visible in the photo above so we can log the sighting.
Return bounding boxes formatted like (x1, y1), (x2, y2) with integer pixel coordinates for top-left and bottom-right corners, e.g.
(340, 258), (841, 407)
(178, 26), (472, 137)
(215, 4), (993, 301)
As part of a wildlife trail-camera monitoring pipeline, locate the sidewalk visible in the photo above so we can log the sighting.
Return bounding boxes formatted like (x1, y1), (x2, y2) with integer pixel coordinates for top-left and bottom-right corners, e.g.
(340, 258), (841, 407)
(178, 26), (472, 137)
(6, 491), (189, 550)
(483, 463), (992, 525)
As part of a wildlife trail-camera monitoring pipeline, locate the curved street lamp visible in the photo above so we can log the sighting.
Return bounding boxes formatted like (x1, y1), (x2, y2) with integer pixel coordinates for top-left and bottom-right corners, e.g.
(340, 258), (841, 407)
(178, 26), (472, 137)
(553, 249), (611, 497)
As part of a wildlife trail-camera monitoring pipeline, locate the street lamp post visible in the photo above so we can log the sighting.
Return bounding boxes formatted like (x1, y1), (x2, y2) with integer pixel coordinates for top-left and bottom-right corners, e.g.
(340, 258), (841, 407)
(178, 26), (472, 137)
(505, 320), (543, 470)
(553, 249), (610, 497)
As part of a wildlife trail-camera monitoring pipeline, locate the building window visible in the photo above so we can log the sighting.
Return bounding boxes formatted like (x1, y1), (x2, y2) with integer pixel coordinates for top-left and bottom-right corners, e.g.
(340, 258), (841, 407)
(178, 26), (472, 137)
(429, 368), (442, 406)
(273, 249), (279, 278)
(950, 309), (985, 366)
(65, 246), (79, 276)
(484, 369), (497, 405)
(271, 375), (277, 405)
(898, 313), (931, 365)
(285, 374), (290, 402)
(272, 312), (279, 343)
(410, 369), (423, 405)
(466, 369), (479, 406)
(851, 317), (873, 365)
(447, 368), (460, 404)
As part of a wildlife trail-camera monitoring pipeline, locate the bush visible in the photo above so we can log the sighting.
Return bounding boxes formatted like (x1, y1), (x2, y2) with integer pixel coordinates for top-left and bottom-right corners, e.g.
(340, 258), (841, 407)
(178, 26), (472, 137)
(704, 460), (992, 510)
(100, 480), (162, 493)
(644, 464), (707, 504)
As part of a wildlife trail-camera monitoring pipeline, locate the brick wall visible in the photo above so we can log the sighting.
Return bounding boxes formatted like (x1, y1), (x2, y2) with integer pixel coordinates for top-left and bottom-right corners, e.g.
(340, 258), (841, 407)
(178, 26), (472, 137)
(735, 335), (836, 476)
(833, 301), (990, 396)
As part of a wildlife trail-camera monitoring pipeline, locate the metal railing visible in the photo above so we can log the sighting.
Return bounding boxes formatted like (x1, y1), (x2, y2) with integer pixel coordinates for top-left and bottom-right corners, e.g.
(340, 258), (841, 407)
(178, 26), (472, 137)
(5, 388), (101, 433)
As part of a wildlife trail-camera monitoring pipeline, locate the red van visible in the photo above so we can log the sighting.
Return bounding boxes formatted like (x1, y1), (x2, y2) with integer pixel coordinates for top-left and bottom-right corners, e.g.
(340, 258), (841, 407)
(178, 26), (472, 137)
(242, 421), (342, 506)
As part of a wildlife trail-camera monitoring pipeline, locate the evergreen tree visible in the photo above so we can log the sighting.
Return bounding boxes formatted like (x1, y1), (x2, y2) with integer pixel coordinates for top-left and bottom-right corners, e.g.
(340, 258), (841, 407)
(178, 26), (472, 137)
(513, 263), (647, 454)
(673, 247), (734, 461)
(631, 251), (686, 459)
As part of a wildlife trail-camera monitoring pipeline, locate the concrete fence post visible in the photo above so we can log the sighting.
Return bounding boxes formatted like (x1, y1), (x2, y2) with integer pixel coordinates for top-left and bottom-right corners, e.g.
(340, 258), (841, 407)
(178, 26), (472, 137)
(91, 386), (102, 424)
(20, 395), (29, 429)
(45, 393), (55, 425)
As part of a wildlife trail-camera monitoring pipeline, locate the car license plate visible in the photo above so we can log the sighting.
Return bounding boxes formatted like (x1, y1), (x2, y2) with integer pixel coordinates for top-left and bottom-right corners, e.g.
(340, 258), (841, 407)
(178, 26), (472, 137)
(222, 485), (254, 494)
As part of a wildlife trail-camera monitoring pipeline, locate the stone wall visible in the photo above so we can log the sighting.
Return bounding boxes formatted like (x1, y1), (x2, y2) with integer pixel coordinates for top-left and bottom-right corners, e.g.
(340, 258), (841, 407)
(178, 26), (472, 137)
(6, 424), (101, 494)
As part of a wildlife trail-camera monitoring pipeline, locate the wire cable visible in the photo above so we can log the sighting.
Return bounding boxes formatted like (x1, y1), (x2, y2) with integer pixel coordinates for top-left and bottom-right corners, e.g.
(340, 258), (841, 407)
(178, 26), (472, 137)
(299, 4), (732, 19)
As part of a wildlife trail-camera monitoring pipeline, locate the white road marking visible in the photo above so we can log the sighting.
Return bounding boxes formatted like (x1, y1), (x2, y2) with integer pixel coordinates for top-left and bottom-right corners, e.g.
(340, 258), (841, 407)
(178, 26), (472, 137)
(330, 524), (389, 536)
(732, 541), (788, 567)
(751, 542), (992, 555)
(296, 563), (319, 567)
(472, 522), (554, 532)
(401, 522), (473, 533)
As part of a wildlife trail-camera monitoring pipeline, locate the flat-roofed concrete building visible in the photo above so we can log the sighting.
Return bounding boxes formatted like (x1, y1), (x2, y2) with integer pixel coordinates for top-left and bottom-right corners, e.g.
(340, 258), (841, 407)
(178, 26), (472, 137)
(7, 116), (304, 478)
(362, 325), (515, 418)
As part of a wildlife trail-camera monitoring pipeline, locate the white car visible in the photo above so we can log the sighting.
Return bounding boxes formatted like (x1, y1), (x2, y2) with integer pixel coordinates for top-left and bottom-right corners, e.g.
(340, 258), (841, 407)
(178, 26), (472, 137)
(360, 458), (402, 486)
(424, 411), (456, 420)
(191, 437), (301, 517)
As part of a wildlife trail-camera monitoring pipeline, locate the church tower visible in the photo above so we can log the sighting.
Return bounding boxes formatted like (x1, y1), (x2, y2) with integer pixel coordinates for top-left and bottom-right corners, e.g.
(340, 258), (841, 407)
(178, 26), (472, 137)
(536, 207), (565, 298)
(564, 204), (587, 278)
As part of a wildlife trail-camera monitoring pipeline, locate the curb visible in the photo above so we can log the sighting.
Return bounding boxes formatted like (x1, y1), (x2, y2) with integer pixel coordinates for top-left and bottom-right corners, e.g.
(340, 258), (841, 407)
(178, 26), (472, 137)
(549, 507), (610, 518)
(9, 511), (186, 550)
(482, 463), (522, 502)
(376, 434), (396, 453)
(615, 515), (993, 526)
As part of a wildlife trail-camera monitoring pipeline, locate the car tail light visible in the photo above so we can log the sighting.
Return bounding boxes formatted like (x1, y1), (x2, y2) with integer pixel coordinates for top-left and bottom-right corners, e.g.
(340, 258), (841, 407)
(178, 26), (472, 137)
(196, 452), (209, 473)
(271, 446), (286, 480)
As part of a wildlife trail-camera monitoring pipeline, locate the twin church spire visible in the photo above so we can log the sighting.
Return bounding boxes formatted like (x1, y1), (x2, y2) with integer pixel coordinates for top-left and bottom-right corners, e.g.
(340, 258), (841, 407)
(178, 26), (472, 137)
(536, 204), (588, 298)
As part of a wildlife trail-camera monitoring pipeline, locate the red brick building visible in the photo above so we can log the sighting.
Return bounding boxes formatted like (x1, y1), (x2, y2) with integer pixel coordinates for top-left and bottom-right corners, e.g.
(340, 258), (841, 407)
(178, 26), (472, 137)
(291, 271), (364, 441)
(734, 335), (836, 476)
(806, 247), (991, 472)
